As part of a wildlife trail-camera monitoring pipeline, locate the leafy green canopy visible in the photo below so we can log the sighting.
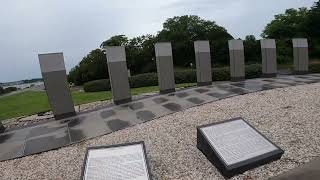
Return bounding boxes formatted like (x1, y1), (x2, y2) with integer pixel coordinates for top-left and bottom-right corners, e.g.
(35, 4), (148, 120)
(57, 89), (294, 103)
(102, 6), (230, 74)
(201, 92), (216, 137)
(69, 15), (233, 85)
(262, 1), (320, 59)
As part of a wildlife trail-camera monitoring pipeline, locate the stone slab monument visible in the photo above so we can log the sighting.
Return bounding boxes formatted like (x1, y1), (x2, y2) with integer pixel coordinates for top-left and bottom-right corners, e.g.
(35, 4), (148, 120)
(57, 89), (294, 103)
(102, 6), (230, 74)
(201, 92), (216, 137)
(194, 40), (212, 86)
(105, 46), (132, 105)
(261, 39), (277, 77)
(293, 38), (309, 74)
(38, 53), (76, 120)
(155, 42), (175, 94)
(228, 40), (245, 81)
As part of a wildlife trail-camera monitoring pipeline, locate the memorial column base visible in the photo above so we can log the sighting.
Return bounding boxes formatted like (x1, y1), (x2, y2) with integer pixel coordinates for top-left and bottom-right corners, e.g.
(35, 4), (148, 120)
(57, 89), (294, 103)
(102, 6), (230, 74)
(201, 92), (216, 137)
(230, 76), (245, 82)
(54, 111), (76, 120)
(197, 81), (212, 87)
(114, 98), (132, 105)
(294, 71), (309, 75)
(160, 88), (175, 94)
(262, 73), (277, 78)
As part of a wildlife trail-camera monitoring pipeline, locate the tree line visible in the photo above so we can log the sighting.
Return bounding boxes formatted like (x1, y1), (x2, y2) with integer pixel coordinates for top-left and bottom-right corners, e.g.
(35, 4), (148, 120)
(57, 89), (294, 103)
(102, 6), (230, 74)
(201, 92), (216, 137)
(68, 1), (320, 85)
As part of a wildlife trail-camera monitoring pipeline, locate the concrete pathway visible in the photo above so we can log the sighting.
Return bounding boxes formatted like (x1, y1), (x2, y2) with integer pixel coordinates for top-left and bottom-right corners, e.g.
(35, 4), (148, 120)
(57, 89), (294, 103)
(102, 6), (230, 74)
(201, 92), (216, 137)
(1, 74), (320, 162)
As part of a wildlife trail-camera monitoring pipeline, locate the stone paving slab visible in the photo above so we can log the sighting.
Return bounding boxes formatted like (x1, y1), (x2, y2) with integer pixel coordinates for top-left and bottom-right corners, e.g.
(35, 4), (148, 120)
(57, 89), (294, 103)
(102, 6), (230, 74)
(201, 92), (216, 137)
(1, 73), (320, 161)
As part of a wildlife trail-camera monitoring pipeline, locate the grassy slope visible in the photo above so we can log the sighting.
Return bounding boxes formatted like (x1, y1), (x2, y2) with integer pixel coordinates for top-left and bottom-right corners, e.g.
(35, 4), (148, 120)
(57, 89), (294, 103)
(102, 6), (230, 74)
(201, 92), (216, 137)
(0, 83), (195, 121)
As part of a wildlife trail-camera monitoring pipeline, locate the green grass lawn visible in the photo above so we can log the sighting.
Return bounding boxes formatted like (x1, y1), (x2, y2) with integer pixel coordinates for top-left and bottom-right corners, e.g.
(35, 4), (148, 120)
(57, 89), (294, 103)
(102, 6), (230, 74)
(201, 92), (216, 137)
(0, 83), (195, 121)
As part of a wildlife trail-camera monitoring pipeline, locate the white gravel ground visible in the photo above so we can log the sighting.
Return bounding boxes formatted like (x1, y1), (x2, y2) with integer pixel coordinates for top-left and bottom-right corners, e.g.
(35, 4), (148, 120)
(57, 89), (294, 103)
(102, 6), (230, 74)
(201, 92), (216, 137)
(1, 83), (320, 180)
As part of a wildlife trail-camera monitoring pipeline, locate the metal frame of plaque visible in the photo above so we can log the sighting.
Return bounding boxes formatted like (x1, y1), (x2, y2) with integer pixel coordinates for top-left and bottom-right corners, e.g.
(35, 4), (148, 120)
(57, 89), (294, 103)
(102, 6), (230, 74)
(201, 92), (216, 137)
(80, 141), (152, 180)
(197, 117), (284, 178)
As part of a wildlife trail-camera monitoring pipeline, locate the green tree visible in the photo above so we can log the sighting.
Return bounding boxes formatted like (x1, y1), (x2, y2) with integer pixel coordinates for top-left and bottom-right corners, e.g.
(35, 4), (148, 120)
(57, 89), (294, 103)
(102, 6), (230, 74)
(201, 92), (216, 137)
(68, 49), (108, 85)
(0, 86), (4, 95)
(244, 35), (260, 64)
(261, 8), (309, 64)
(261, 8), (309, 39)
(307, 1), (320, 57)
(100, 35), (129, 47)
(157, 15), (233, 66)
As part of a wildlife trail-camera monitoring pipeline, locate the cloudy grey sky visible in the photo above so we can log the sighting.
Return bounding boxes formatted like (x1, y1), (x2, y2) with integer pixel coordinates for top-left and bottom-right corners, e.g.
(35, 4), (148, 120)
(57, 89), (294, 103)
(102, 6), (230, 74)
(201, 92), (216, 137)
(0, 0), (315, 82)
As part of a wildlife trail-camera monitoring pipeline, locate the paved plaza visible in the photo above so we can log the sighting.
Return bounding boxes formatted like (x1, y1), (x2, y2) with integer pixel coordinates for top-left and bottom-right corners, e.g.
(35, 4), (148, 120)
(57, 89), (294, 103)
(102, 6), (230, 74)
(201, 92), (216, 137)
(1, 73), (320, 162)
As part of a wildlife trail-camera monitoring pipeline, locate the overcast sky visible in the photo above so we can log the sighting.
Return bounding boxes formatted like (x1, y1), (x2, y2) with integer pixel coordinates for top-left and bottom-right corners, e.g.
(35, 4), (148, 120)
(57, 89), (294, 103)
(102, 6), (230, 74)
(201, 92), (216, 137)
(0, 0), (315, 82)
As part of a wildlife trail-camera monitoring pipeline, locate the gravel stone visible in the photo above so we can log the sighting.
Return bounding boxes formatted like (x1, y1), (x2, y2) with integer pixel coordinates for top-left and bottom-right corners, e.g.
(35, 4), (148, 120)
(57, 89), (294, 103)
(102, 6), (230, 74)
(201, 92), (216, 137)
(1, 83), (320, 179)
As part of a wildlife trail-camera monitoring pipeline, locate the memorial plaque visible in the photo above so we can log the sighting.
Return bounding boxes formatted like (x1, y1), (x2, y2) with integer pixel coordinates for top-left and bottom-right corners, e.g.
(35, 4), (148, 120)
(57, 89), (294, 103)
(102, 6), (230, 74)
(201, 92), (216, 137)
(197, 117), (284, 178)
(81, 142), (151, 180)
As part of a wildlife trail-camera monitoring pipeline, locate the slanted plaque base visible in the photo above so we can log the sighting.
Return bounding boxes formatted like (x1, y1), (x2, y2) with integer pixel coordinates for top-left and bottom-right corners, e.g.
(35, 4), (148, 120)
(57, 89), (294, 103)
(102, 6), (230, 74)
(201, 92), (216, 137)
(197, 117), (284, 178)
(54, 111), (76, 120)
(0, 122), (5, 133)
(197, 81), (212, 87)
(160, 88), (175, 94)
(262, 73), (277, 78)
(114, 98), (132, 105)
(294, 71), (309, 75)
(230, 76), (245, 82)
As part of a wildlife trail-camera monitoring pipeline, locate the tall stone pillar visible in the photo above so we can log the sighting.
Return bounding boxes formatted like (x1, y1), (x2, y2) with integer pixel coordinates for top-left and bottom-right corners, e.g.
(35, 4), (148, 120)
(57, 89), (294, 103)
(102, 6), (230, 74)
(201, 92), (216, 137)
(194, 40), (212, 86)
(261, 39), (277, 77)
(228, 40), (245, 81)
(155, 42), (175, 94)
(38, 53), (76, 120)
(105, 46), (132, 105)
(293, 38), (309, 74)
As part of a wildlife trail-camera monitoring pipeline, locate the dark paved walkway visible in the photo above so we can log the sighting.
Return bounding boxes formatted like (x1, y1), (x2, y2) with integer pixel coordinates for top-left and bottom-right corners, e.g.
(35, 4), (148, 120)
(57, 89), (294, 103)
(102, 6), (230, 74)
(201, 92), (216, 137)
(1, 74), (320, 162)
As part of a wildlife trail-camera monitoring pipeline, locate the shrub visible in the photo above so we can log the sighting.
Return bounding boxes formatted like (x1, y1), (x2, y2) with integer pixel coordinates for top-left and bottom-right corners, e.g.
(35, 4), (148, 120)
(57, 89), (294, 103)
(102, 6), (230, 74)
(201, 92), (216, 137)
(174, 69), (197, 84)
(83, 64), (263, 92)
(213, 67), (230, 81)
(309, 63), (320, 73)
(4, 87), (18, 93)
(129, 73), (158, 88)
(245, 64), (262, 78)
(83, 79), (111, 92)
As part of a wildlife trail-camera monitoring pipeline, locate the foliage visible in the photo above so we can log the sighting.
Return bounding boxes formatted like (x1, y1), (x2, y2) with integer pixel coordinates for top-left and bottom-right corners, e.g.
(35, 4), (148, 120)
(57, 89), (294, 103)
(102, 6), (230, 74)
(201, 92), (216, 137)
(83, 79), (110, 92)
(0, 86), (4, 95)
(157, 15), (233, 66)
(69, 15), (234, 85)
(309, 63), (320, 73)
(262, 1), (320, 60)
(83, 64), (262, 92)
(244, 35), (261, 64)
(68, 49), (108, 85)
(261, 8), (309, 39)
(0, 86), (18, 95)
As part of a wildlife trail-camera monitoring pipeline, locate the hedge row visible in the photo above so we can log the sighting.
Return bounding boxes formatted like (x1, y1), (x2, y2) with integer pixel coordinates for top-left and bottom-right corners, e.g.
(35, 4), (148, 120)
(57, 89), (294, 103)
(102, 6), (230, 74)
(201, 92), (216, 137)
(83, 64), (263, 92)
(84, 63), (320, 92)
